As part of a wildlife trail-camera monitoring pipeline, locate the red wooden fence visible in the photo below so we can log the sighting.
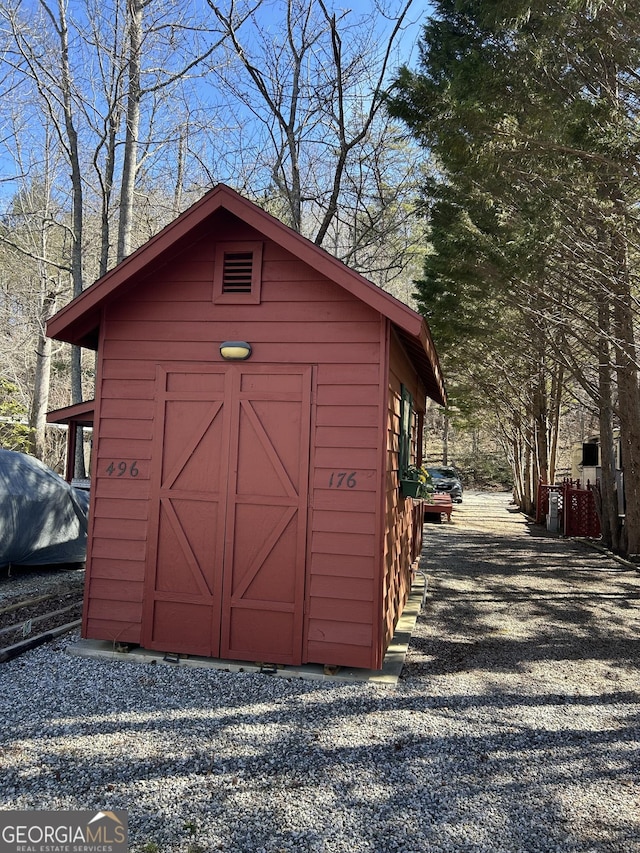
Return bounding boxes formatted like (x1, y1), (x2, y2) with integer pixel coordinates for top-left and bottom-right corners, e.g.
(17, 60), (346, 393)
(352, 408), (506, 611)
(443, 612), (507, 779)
(536, 479), (601, 538)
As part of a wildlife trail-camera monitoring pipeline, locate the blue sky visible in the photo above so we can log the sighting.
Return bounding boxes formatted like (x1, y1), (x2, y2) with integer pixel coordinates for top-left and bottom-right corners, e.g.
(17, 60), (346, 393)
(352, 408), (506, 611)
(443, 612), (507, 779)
(0, 0), (435, 213)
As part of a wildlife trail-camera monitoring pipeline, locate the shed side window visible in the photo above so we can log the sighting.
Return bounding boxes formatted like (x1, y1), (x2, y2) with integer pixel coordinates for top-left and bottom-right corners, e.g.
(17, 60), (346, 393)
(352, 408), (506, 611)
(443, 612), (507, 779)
(213, 241), (263, 304)
(399, 385), (414, 477)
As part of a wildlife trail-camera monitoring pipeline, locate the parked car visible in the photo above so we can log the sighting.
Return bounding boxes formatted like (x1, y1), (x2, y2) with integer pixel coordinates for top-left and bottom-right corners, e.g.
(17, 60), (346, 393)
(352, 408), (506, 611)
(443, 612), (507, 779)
(427, 465), (463, 503)
(0, 449), (89, 567)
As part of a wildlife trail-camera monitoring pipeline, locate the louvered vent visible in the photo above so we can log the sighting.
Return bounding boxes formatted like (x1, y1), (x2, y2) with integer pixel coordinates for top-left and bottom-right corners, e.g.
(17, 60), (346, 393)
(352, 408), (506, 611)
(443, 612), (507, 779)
(222, 251), (254, 294)
(214, 242), (262, 304)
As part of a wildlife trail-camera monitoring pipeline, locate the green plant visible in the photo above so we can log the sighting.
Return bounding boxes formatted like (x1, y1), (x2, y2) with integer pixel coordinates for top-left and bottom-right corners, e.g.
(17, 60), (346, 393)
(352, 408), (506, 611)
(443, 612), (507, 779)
(183, 820), (204, 853)
(402, 464), (434, 499)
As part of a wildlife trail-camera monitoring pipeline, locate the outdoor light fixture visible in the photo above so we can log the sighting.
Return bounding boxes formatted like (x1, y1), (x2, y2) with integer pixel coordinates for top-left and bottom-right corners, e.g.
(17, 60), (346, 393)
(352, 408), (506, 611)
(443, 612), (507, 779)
(219, 341), (252, 360)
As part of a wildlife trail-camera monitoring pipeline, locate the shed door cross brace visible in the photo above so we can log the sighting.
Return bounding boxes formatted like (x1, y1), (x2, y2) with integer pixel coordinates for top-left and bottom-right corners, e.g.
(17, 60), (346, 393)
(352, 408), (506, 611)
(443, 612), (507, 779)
(143, 364), (312, 666)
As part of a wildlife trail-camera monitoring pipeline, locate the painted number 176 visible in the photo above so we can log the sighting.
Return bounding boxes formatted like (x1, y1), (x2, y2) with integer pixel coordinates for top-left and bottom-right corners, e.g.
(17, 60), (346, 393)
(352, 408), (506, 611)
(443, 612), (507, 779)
(328, 471), (357, 488)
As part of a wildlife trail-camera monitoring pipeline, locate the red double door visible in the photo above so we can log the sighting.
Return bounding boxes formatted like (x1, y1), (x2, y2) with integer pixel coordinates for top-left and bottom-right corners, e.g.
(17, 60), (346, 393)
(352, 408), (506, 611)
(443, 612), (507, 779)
(142, 364), (312, 665)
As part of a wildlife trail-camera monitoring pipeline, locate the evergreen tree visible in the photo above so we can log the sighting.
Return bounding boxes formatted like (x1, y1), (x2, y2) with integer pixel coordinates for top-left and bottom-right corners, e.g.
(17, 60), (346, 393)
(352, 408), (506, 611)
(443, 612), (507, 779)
(389, 0), (640, 551)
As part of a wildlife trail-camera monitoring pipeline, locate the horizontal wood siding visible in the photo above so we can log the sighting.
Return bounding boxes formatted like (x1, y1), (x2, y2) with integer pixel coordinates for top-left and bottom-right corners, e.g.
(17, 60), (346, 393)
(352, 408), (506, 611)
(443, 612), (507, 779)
(305, 353), (382, 668)
(381, 332), (426, 654)
(85, 225), (382, 667)
(82, 354), (151, 644)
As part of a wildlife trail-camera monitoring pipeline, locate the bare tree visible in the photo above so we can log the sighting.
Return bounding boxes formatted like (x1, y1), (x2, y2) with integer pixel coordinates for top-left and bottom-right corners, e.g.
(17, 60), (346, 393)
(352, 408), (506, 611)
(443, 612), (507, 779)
(0, 155), (68, 458)
(0, 0), (225, 467)
(1, 1), (86, 465)
(205, 0), (423, 283)
(116, 0), (225, 261)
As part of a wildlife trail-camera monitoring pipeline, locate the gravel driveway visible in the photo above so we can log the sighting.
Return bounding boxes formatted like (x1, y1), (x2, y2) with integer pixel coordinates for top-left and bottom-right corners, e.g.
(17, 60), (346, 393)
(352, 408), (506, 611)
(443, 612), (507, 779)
(1, 491), (638, 852)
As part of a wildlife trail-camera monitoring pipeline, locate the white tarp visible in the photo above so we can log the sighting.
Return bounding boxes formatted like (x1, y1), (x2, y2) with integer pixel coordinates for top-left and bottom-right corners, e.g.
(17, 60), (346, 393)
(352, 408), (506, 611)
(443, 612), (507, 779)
(0, 449), (89, 567)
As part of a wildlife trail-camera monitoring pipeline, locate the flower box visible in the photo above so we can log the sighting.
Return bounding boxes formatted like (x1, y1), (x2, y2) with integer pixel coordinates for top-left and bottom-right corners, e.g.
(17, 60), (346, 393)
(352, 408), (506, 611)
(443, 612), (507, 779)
(400, 478), (424, 498)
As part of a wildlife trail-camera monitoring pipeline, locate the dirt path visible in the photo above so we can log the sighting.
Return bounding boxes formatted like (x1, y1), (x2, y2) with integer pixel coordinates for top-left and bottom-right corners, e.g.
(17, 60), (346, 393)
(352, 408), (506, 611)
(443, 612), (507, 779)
(409, 490), (640, 688)
(400, 491), (640, 849)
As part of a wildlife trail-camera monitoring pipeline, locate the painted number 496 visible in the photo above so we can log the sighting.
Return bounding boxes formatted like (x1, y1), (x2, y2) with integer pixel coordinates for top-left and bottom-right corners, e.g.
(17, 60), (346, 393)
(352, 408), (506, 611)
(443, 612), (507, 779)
(106, 461), (139, 477)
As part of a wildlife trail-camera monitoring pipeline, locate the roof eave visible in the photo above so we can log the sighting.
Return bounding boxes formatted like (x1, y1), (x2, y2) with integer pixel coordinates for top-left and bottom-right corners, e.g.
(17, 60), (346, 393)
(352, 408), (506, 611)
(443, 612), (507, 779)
(46, 184), (446, 404)
(46, 399), (96, 426)
(47, 186), (228, 345)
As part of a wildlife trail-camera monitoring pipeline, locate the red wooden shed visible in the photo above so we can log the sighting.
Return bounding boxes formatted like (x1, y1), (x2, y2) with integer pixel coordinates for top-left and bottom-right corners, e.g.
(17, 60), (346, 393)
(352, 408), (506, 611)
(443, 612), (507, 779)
(47, 184), (445, 670)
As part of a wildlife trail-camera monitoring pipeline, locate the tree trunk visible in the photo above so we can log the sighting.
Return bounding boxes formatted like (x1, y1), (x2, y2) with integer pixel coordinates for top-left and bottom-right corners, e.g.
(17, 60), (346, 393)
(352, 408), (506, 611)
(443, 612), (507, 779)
(531, 301), (550, 486)
(548, 362), (563, 484)
(117, 0), (143, 263)
(442, 411), (449, 464)
(597, 409), (621, 551)
(596, 299), (622, 552)
(49, 1), (86, 474)
(29, 327), (53, 460)
(611, 283), (640, 556)
(598, 54), (640, 556)
(522, 424), (534, 516)
(173, 128), (185, 218)
(532, 377), (548, 486)
(606, 188), (640, 556)
(99, 110), (121, 277)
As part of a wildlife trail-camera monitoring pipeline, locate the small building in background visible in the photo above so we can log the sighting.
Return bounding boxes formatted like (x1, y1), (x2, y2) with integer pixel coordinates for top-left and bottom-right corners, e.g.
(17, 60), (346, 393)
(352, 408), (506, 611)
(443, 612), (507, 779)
(47, 184), (445, 670)
(572, 433), (624, 517)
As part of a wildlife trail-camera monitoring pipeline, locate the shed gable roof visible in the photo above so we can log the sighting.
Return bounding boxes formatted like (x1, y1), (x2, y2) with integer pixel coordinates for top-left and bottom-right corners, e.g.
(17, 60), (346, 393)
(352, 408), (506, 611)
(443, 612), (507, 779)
(47, 184), (445, 405)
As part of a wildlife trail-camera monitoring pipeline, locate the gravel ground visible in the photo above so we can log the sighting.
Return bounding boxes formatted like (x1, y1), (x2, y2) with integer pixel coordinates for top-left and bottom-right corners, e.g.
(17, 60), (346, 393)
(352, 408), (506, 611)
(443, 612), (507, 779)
(0, 565), (84, 607)
(0, 566), (84, 653)
(1, 492), (638, 853)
